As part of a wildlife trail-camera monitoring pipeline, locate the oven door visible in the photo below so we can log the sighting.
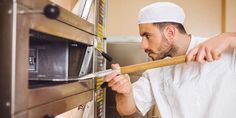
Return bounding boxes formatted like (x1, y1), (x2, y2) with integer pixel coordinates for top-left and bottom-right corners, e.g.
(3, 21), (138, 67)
(14, 1), (95, 118)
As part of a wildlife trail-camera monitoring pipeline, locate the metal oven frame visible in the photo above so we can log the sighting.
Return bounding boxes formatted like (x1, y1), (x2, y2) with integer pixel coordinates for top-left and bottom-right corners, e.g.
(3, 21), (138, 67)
(0, 0), (104, 118)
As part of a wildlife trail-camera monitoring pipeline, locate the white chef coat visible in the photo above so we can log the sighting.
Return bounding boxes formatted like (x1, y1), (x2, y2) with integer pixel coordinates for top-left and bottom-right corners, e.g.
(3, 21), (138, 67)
(132, 35), (236, 118)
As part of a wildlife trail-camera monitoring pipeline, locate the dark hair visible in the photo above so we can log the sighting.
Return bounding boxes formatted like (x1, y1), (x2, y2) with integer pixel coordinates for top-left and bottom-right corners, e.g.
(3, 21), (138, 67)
(153, 22), (187, 34)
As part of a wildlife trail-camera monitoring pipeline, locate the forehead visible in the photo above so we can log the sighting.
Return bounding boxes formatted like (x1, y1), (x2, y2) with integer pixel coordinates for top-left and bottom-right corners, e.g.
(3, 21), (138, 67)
(139, 23), (159, 34)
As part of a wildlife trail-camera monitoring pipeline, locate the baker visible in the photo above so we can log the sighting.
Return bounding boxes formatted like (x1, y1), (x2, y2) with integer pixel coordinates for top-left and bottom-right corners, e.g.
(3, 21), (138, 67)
(105, 2), (236, 118)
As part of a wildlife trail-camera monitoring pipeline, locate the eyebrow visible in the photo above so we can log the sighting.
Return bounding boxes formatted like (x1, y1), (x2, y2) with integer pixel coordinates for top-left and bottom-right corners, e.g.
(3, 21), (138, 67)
(140, 32), (150, 37)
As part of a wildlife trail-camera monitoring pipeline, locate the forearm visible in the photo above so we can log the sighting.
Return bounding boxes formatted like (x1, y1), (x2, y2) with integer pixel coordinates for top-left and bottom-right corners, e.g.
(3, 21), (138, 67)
(115, 91), (137, 116)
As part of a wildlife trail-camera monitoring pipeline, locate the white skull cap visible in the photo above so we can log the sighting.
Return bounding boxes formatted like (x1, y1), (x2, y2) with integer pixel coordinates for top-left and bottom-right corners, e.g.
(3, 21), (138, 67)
(138, 2), (185, 24)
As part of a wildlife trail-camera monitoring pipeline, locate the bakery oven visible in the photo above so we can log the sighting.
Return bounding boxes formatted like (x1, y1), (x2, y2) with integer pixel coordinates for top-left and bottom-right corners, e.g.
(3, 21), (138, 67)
(0, 0), (101, 118)
(28, 30), (93, 88)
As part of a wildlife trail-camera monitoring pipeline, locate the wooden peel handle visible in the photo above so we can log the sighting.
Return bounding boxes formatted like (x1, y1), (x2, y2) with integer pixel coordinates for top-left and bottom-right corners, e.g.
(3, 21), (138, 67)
(120, 55), (195, 74)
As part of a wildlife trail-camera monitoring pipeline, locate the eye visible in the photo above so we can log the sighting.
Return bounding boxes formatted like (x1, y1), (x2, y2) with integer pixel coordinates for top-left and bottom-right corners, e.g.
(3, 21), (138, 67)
(145, 34), (150, 39)
(141, 33), (151, 40)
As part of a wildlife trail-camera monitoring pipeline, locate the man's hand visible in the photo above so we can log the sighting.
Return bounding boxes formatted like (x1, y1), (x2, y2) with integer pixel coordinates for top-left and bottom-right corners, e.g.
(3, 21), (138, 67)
(186, 33), (236, 64)
(104, 64), (132, 95)
(105, 64), (137, 116)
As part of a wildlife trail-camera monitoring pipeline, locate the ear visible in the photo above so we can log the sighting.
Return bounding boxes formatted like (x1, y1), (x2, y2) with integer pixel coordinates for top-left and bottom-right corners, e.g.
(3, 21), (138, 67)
(163, 25), (176, 42)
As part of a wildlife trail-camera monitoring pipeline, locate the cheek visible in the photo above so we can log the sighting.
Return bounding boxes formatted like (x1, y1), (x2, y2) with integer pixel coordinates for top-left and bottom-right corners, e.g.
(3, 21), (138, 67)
(149, 38), (162, 50)
(161, 40), (172, 50)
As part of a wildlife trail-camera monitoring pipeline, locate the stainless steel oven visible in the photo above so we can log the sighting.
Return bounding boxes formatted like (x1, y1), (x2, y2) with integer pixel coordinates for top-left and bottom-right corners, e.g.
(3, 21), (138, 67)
(0, 0), (106, 118)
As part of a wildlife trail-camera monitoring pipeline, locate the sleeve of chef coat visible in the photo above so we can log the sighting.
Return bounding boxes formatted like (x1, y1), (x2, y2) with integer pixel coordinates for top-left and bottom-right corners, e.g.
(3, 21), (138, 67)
(132, 71), (155, 116)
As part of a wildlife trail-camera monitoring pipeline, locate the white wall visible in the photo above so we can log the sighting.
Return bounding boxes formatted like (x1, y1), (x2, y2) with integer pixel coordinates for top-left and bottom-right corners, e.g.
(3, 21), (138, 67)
(226, 0), (236, 32)
(106, 0), (222, 38)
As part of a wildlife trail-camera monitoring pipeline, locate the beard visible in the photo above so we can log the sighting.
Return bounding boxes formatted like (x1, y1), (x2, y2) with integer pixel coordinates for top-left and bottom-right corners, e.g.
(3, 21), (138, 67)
(145, 36), (177, 60)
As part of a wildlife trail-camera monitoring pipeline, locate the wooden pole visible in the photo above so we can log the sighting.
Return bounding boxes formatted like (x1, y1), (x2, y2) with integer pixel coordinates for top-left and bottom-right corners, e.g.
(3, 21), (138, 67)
(120, 55), (194, 74)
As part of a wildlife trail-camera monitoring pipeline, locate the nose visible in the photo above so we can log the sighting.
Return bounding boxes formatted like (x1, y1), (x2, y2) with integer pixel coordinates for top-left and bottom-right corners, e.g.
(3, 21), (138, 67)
(141, 38), (148, 49)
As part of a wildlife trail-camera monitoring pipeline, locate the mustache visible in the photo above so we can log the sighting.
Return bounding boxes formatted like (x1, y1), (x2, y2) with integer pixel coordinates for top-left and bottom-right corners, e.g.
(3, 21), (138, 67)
(144, 49), (169, 60)
(145, 49), (155, 54)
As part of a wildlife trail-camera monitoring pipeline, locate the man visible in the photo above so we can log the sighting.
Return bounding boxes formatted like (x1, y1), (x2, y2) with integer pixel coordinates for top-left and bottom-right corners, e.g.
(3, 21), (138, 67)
(105, 2), (236, 118)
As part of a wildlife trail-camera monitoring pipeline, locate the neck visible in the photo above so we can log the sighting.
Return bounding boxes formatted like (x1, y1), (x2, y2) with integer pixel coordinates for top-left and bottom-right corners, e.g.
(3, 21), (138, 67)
(172, 33), (191, 56)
